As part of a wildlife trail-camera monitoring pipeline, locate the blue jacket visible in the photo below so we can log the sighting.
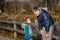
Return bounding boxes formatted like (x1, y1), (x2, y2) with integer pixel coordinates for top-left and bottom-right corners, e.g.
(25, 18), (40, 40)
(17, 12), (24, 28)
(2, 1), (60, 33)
(37, 9), (54, 32)
(23, 24), (32, 39)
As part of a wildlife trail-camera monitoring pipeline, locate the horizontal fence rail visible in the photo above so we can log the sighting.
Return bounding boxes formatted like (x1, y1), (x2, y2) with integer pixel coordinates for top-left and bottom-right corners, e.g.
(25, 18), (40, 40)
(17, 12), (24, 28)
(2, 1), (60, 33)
(0, 20), (21, 25)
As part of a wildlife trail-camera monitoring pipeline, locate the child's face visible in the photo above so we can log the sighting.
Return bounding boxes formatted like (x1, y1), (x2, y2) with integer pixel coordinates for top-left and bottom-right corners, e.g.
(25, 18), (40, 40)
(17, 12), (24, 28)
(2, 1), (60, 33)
(26, 18), (31, 24)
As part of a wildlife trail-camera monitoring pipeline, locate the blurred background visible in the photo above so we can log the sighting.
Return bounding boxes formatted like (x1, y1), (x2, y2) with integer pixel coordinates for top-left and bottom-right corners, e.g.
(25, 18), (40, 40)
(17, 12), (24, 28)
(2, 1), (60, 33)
(0, 0), (60, 40)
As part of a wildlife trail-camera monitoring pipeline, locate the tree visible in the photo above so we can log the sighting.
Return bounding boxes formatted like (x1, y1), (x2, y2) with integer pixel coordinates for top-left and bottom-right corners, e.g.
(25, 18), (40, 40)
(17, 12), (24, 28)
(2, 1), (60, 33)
(58, 1), (60, 6)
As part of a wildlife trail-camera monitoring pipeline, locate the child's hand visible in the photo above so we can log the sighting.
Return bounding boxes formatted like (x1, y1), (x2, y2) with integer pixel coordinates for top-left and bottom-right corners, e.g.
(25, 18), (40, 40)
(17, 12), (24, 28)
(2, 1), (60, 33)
(40, 30), (43, 35)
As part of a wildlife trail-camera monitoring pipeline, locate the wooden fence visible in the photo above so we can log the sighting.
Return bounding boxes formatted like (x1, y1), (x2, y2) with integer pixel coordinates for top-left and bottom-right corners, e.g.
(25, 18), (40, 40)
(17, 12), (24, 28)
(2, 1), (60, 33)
(0, 20), (37, 39)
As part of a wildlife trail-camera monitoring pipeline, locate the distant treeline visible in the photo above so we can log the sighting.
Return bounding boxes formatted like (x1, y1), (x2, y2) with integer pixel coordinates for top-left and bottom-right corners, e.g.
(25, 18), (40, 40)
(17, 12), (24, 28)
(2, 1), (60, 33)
(0, 0), (60, 13)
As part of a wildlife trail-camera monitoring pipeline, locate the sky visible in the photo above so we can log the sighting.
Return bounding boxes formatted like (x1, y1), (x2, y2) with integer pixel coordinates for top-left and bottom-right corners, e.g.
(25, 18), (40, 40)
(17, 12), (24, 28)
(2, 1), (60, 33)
(5, 0), (30, 2)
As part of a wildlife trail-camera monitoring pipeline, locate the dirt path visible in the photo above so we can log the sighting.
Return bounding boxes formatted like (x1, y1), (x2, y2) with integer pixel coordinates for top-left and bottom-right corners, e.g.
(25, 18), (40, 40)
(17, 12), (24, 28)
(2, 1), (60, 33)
(0, 36), (15, 40)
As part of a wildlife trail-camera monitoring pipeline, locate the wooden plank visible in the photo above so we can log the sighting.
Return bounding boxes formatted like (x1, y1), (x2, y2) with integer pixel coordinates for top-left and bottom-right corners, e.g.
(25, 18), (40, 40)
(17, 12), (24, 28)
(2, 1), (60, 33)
(14, 21), (17, 39)
(0, 20), (21, 25)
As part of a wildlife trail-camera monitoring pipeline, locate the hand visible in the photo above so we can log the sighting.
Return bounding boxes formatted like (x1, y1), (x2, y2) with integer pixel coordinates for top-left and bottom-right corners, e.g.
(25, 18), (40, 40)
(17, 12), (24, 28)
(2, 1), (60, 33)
(40, 30), (43, 35)
(46, 34), (49, 38)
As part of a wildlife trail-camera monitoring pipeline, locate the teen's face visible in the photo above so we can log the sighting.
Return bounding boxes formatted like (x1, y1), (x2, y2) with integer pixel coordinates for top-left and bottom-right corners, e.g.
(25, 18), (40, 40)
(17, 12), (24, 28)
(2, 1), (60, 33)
(33, 9), (40, 16)
(26, 18), (31, 23)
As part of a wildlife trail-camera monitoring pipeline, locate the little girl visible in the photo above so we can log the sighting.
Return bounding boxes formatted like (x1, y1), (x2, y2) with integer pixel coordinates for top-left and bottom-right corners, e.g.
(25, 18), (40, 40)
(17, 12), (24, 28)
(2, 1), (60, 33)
(21, 18), (32, 40)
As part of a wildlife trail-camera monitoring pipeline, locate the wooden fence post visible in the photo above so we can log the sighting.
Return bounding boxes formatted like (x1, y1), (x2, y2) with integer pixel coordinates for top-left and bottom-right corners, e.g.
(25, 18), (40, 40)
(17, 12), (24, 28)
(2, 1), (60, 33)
(13, 21), (17, 39)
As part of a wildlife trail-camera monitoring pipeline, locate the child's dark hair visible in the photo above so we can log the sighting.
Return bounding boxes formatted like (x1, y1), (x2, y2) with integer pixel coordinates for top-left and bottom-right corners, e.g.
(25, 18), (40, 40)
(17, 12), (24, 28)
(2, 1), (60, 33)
(23, 17), (30, 21)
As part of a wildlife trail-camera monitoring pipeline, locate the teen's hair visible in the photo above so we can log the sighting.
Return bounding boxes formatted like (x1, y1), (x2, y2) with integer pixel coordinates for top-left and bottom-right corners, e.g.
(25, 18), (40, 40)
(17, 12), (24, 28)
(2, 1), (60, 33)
(34, 7), (38, 10)
(34, 7), (42, 10)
